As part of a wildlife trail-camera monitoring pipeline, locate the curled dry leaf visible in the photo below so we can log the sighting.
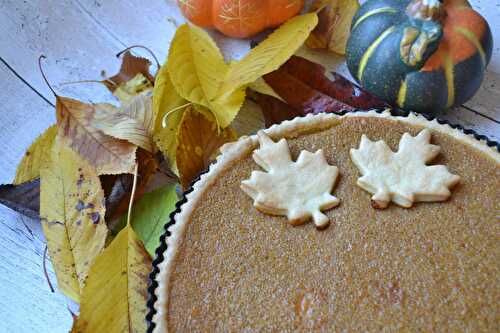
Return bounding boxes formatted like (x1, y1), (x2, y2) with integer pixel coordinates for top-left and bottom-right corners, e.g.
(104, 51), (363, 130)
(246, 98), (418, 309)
(168, 24), (245, 128)
(56, 96), (137, 175)
(103, 51), (154, 103)
(252, 92), (303, 128)
(14, 125), (57, 185)
(176, 107), (237, 189)
(94, 92), (155, 152)
(40, 138), (108, 301)
(306, 0), (360, 55)
(72, 225), (151, 333)
(0, 178), (40, 219)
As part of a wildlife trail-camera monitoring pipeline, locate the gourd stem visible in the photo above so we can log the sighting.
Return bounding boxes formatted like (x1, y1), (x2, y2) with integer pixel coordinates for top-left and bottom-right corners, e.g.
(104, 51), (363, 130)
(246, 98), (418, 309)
(406, 0), (445, 21)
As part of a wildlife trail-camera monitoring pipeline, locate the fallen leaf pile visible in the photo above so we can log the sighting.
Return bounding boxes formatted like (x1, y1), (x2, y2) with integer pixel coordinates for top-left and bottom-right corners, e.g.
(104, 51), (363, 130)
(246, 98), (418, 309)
(0, 2), (369, 330)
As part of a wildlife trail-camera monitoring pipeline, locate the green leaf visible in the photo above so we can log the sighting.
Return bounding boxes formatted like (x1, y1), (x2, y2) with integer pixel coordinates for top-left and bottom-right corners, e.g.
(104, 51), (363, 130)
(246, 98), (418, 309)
(118, 185), (179, 256)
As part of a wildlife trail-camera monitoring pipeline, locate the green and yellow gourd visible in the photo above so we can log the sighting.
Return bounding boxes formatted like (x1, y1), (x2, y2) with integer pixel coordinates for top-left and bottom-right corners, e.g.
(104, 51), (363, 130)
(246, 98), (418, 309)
(346, 0), (493, 114)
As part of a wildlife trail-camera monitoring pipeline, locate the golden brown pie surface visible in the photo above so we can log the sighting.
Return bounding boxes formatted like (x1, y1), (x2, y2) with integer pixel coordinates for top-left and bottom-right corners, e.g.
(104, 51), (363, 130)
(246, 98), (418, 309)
(154, 113), (499, 332)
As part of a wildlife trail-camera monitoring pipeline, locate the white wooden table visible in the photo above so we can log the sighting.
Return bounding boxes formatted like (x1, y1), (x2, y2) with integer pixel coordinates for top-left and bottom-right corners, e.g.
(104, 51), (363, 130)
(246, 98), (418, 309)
(0, 1), (498, 332)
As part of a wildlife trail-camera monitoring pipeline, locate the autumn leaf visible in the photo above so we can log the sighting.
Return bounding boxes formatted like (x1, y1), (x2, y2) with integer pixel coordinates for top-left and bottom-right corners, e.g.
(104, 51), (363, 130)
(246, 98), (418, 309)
(306, 0), (360, 55)
(102, 149), (160, 226)
(231, 98), (265, 136)
(252, 92), (303, 128)
(153, 62), (188, 172)
(94, 92), (155, 152)
(0, 178), (40, 219)
(40, 138), (108, 301)
(116, 185), (178, 256)
(56, 96), (137, 175)
(264, 70), (354, 114)
(219, 13), (318, 94)
(72, 225), (151, 333)
(13, 125), (57, 185)
(103, 51), (154, 104)
(176, 107), (237, 189)
(167, 23), (246, 128)
(278, 56), (387, 109)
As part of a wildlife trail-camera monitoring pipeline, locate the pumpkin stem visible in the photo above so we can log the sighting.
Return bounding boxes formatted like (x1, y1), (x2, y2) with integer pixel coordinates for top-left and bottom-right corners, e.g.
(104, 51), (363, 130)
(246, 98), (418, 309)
(406, 0), (445, 22)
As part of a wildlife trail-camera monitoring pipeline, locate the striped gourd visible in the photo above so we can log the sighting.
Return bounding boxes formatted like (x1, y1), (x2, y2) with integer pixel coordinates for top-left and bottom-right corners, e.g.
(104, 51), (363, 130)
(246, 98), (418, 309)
(346, 0), (493, 115)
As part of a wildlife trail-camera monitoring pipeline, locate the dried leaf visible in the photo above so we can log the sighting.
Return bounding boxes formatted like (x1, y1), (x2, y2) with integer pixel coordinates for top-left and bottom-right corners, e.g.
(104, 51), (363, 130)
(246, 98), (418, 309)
(102, 149), (159, 227)
(40, 138), (108, 301)
(153, 63), (188, 172)
(72, 225), (151, 332)
(94, 92), (154, 152)
(113, 73), (153, 105)
(306, 0), (360, 55)
(253, 92), (303, 128)
(176, 107), (237, 189)
(231, 98), (265, 136)
(350, 130), (460, 209)
(168, 24), (245, 128)
(14, 125), (57, 185)
(220, 13), (318, 94)
(103, 51), (155, 103)
(0, 179), (40, 219)
(56, 96), (137, 175)
(279, 56), (387, 109)
(117, 185), (178, 256)
(264, 69), (355, 114)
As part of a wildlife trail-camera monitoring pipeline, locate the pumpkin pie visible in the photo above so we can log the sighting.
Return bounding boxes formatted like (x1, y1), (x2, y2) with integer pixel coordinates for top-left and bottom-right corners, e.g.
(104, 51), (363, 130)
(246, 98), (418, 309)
(148, 110), (499, 332)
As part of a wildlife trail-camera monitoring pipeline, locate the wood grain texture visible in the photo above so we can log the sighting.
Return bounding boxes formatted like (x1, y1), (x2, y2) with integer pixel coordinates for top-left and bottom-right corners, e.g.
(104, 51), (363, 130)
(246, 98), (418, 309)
(0, 0), (497, 332)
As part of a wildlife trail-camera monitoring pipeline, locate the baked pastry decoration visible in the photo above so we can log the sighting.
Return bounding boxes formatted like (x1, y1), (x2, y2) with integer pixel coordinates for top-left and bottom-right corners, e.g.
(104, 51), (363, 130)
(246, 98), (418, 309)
(350, 129), (460, 209)
(241, 131), (340, 228)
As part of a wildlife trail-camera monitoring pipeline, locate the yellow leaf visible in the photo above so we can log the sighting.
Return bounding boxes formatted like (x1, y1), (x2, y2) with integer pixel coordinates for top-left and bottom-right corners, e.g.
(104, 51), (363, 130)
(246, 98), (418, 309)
(112, 73), (153, 105)
(220, 13), (318, 93)
(176, 106), (237, 189)
(56, 96), (137, 175)
(167, 24), (245, 128)
(40, 138), (108, 301)
(152, 65), (188, 172)
(306, 0), (360, 55)
(14, 125), (57, 184)
(72, 225), (151, 333)
(231, 98), (265, 137)
(95, 92), (154, 152)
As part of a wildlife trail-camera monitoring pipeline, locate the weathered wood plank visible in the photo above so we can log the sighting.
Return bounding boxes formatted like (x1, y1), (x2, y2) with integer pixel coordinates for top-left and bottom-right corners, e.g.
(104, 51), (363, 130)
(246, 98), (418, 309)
(0, 61), (71, 332)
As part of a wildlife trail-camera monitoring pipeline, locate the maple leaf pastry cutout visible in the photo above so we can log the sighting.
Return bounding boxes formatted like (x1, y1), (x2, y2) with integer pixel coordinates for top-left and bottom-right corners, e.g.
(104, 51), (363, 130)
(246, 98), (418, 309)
(241, 131), (340, 228)
(350, 129), (460, 209)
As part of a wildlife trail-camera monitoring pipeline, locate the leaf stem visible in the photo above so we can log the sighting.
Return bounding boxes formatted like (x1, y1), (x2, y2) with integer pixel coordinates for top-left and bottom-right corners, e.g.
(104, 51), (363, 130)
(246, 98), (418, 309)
(38, 55), (57, 97)
(43, 245), (55, 293)
(162, 102), (191, 128)
(126, 163), (139, 226)
(116, 45), (161, 71)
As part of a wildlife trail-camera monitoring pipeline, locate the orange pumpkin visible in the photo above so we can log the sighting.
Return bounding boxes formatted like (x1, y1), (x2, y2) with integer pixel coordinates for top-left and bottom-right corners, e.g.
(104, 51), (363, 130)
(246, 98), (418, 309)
(178, 0), (305, 38)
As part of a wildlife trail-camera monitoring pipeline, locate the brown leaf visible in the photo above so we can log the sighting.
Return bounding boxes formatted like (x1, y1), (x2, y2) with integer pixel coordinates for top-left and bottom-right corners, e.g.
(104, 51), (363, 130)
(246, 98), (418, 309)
(56, 96), (137, 175)
(280, 56), (388, 109)
(102, 51), (154, 93)
(176, 107), (237, 190)
(101, 149), (159, 228)
(253, 92), (303, 128)
(0, 179), (40, 219)
(263, 70), (355, 114)
(306, 0), (360, 55)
